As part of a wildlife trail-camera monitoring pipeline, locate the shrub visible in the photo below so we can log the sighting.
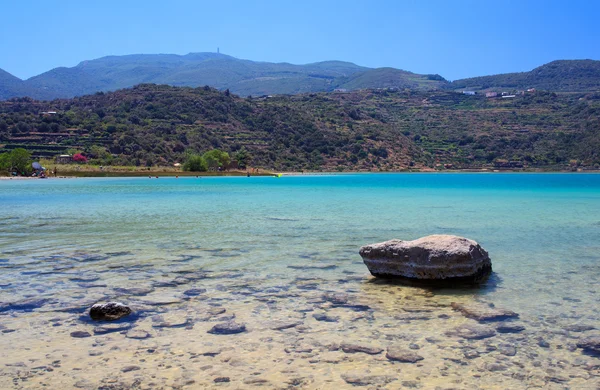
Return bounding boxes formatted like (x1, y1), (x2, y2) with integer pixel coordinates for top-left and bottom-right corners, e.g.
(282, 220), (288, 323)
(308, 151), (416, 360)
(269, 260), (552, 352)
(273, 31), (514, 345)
(73, 153), (88, 163)
(183, 155), (207, 171)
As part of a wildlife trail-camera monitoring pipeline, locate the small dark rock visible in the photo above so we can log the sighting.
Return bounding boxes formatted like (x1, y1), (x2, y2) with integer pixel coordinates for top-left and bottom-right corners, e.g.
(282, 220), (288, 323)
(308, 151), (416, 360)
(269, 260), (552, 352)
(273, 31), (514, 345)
(183, 288), (207, 297)
(121, 365), (141, 373)
(498, 344), (517, 356)
(208, 321), (246, 335)
(486, 363), (507, 372)
(214, 377), (230, 383)
(463, 349), (480, 359)
(269, 321), (303, 331)
(313, 313), (339, 322)
(538, 339), (550, 348)
(89, 302), (131, 321)
(70, 331), (91, 338)
(496, 324), (525, 333)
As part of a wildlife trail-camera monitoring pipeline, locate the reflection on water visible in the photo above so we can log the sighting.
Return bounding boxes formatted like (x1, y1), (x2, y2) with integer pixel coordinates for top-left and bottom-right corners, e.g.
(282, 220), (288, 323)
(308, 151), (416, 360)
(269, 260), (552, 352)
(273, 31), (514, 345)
(0, 174), (599, 389)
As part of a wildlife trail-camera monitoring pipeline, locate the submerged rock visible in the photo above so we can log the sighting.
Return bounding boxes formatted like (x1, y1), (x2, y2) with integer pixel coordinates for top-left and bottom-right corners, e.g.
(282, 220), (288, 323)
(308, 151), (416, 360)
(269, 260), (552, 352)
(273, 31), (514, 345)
(341, 373), (397, 386)
(577, 337), (600, 354)
(446, 324), (496, 340)
(386, 346), (424, 363)
(208, 321), (246, 335)
(341, 343), (383, 355)
(70, 331), (91, 338)
(89, 302), (132, 321)
(451, 302), (518, 322)
(496, 324), (526, 333)
(359, 235), (491, 282)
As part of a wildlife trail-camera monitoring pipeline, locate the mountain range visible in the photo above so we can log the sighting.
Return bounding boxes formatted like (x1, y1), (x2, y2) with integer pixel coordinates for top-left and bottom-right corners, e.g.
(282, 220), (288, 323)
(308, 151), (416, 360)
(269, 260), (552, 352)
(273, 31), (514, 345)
(0, 53), (599, 100)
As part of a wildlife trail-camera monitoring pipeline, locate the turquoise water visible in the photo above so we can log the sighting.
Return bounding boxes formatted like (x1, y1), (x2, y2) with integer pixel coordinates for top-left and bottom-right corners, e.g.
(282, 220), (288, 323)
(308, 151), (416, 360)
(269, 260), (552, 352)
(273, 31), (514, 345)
(1, 174), (599, 389)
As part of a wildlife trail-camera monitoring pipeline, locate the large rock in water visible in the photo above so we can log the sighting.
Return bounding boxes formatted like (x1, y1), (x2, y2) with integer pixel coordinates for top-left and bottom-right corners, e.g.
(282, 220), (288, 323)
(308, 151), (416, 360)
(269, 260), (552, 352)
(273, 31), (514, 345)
(359, 235), (491, 282)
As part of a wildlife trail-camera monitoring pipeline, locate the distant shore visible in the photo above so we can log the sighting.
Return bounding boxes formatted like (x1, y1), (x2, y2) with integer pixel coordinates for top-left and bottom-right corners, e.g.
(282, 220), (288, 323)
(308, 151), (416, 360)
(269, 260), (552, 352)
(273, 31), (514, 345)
(3, 169), (599, 180)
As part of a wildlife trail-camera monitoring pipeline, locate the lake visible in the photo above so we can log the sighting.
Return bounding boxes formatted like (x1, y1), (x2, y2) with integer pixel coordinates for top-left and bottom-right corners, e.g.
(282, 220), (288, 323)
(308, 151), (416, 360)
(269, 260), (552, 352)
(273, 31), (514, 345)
(1, 173), (599, 389)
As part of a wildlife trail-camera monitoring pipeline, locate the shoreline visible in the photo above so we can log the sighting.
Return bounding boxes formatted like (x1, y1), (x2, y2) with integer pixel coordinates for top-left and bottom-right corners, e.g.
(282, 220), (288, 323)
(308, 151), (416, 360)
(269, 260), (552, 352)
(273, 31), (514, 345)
(2, 169), (600, 179)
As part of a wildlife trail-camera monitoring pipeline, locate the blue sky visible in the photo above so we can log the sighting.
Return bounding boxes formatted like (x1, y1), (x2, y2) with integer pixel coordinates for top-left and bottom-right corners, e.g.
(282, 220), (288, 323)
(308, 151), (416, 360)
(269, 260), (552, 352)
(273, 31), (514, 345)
(1, 0), (599, 81)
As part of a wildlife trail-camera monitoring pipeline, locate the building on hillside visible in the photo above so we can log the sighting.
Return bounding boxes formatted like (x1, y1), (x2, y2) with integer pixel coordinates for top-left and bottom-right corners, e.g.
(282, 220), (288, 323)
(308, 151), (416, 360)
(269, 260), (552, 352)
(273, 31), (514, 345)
(56, 155), (72, 164)
(462, 91), (476, 95)
(485, 92), (498, 98)
(502, 95), (516, 99)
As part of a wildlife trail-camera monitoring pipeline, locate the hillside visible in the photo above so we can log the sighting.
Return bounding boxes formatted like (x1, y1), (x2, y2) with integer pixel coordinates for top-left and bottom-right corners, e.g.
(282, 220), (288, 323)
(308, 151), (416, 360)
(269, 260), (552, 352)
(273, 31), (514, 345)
(1, 53), (448, 100)
(451, 60), (600, 92)
(0, 69), (28, 100)
(0, 85), (599, 171)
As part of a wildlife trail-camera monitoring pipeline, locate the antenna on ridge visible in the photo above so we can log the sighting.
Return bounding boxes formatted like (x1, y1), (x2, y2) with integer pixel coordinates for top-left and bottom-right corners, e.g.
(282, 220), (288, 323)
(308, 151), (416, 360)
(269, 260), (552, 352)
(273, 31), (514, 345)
(217, 47), (220, 54)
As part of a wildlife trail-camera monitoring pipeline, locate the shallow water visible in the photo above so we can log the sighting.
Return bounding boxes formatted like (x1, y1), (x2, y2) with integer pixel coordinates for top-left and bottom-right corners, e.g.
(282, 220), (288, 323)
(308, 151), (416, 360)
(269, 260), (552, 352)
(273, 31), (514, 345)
(0, 174), (599, 389)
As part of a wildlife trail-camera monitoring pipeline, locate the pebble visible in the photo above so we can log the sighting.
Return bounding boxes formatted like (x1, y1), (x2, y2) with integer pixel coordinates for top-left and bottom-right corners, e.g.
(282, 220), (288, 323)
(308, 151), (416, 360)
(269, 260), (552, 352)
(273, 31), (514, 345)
(70, 331), (91, 338)
(268, 320), (303, 331)
(121, 365), (141, 373)
(214, 377), (230, 383)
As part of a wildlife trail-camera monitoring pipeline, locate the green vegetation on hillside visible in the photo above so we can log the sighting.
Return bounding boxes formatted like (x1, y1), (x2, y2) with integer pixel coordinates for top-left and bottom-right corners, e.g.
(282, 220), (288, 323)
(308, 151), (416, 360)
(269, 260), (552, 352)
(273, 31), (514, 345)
(451, 60), (600, 92)
(0, 84), (599, 172)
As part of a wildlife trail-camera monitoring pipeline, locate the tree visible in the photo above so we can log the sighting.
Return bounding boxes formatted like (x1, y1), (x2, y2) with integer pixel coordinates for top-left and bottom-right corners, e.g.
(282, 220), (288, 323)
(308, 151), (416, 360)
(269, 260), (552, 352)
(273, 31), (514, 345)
(0, 152), (9, 171)
(234, 147), (250, 169)
(183, 154), (207, 172)
(202, 149), (230, 170)
(8, 148), (32, 174)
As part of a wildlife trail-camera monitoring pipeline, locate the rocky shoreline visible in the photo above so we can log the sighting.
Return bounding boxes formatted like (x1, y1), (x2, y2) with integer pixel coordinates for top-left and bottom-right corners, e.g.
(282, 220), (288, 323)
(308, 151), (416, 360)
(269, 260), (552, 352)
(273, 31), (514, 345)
(1, 245), (599, 389)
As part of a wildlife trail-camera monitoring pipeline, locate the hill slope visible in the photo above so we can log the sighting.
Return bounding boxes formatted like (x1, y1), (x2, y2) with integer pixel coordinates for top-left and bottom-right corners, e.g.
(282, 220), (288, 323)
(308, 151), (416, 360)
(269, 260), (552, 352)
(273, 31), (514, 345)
(0, 69), (27, 100)
(451, 60), (600, 92)
(1, 85), (599, 171)
(2, 53), (448, 100)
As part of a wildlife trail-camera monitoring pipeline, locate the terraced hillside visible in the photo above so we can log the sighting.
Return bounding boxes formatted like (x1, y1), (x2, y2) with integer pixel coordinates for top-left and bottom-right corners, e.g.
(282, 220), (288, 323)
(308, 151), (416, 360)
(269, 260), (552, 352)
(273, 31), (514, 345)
(1, 85), (599, 171)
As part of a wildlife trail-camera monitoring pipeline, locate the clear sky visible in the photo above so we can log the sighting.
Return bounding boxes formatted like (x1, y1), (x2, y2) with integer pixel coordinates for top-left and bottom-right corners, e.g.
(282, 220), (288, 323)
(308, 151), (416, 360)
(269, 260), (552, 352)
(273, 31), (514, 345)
(1, 0), (599, 81)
